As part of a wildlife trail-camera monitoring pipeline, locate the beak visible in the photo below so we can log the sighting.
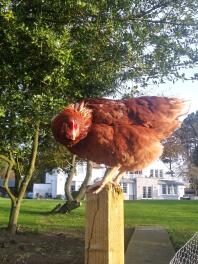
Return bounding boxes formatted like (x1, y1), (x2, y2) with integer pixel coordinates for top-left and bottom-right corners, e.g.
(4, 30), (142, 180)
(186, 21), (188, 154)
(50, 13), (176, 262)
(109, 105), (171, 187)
(72, 129), (76, 141)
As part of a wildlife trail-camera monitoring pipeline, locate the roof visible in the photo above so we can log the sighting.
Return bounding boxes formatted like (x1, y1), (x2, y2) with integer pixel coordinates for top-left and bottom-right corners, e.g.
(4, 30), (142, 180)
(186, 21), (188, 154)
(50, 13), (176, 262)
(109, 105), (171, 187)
(159, 180), (184, 186)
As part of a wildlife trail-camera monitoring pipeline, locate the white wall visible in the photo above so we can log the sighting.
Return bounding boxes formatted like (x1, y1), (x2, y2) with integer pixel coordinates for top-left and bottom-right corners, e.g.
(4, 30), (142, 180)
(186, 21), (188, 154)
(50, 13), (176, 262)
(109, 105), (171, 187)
(56, 173), (67, 197)
(136, 177), (159, 200)
(46, 173), (57, 198)
(32, 160), (187, 200)
(33, 183), (51, 198)
(143, 159), (169, 178)
(46, 168), (67, 198)
(73, 164), (106, 184)
(178, 185), (185, 198)
(92, 167), (107, 183)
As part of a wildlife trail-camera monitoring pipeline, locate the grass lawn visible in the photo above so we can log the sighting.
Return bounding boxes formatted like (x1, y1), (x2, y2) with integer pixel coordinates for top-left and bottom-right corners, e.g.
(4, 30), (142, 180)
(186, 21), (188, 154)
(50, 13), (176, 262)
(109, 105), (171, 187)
(0, 198), (197, 250)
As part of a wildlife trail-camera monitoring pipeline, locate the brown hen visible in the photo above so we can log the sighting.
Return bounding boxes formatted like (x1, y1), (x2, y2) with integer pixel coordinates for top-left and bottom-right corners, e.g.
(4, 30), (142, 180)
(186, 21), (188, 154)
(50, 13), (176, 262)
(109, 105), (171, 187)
(52, 96), (186, 193)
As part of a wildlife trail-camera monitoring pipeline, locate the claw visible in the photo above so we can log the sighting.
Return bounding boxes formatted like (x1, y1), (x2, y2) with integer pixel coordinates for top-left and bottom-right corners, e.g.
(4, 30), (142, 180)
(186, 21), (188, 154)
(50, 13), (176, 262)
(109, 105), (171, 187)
(86, 180), (123, 194)
(86, 166), (121, 194)
(86, 180), (115, 194)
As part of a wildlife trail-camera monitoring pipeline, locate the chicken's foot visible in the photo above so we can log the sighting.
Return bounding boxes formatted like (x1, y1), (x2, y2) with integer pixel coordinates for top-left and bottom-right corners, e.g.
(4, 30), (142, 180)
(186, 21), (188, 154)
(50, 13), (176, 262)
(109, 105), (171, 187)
(113, 171), (126, 185)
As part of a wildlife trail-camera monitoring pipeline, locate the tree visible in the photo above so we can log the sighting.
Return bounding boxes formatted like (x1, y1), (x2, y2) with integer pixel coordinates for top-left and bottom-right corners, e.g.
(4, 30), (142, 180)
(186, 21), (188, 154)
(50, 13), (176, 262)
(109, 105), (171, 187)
(36, 139), (92, 213)
(36, 135), (93, 213)
(51, 158), (93, 214)
(175, 112), (198, 193)
(192, 146), (198, 167)
(161, 133), (186, 176)
(188, 165), (198, 196)
(178, 112), (198, 158)
(0, 0), (197, 233)
(0, 160), (7, 178)
(0, 1), (73, 233)
(190, 146), (198, 195)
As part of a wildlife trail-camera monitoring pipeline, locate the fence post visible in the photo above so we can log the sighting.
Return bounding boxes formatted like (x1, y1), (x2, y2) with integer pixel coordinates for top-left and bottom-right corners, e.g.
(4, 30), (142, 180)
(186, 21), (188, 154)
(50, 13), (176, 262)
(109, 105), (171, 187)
(85, 184), (124, 264)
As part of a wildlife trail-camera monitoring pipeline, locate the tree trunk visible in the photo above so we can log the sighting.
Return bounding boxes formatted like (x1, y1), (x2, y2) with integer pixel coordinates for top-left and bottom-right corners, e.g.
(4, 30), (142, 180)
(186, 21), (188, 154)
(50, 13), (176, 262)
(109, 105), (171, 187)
(14, 171), (22, 197)
(50, 200), (80, 214)
(195, 186), (198, 196)
(7, 199), (21, 234)
(65, 154), (76, 201)
(169, 156), (173, 176)
(1, 121), (40, 234)
(51, 159), (93, 214)
(76, 160), (93, 201)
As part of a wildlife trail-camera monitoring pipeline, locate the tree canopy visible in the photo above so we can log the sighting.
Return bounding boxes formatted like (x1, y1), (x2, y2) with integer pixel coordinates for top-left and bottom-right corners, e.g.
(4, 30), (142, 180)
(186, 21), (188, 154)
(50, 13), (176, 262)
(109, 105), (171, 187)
(1, 0), (197, 166)
(179, 111), (198, 159)
(161, 133), (186, 175)
(0, 0), (198, 232)
(173, 112), (198, 192)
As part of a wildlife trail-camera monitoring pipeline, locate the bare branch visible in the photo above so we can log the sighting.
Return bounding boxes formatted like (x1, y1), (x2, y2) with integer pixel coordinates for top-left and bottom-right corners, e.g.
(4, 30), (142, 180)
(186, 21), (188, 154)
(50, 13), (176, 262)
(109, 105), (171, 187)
(137, 1), (173, 18)
(0, 154), (16, 201)
(76, 160), (93, 201)
(16, 157), (23, 178)
(18, 121), (40, 200)
(65, 154), (77, 201)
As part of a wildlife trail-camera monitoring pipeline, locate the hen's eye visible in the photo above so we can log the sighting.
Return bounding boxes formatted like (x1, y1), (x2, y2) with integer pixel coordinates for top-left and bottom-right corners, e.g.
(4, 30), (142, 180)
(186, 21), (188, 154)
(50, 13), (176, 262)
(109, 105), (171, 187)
(61, 122), (68, 131)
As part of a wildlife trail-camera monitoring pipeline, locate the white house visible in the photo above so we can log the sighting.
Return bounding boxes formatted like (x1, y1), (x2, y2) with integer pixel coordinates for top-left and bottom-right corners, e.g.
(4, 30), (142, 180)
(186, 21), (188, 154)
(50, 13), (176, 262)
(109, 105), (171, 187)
(121, 160), (186, 200)
(72, 163), (106, 191)
(33, 183), (51, 198)
(33, 159), (186, 200)
(33, 164), (106, 199)
(33, 168), (67, 198)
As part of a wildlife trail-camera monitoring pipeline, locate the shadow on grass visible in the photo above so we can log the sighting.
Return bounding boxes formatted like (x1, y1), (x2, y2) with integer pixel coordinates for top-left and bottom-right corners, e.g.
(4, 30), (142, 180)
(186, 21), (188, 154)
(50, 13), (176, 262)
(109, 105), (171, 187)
(19, 209), (52, 216)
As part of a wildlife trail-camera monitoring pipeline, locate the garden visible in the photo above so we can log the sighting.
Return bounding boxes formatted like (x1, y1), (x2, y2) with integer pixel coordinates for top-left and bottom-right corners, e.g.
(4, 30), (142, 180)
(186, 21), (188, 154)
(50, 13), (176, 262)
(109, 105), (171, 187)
(0, 198), (197, 263)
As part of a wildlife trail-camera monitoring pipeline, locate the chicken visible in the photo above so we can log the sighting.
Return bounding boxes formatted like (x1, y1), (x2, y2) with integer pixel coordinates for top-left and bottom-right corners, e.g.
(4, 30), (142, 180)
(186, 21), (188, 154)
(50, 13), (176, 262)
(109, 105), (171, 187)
(51, 96), (186, 193)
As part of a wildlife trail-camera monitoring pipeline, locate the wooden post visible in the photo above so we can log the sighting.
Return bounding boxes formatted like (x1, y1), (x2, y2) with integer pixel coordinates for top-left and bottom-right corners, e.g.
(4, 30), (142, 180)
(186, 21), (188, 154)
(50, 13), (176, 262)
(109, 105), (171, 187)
(85, 184), (124, 264)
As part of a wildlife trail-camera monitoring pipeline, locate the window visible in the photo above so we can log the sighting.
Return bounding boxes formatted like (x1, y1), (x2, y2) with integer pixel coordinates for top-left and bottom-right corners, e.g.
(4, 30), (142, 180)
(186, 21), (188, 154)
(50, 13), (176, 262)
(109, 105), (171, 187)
(148, 187), (152, 198)
(160, 170), (163, 178)
(122, 183), (127, 193)
(150, 169), (154, 177)
(173, 186), (177, 194)
(168, 185), (171, 194)
(162, 185), (167, 194)
(155, 170), (158, 177)
(143, 186), (152, 198)
(143, 187), (147, 198)
(57, 168), (62, 174)
(71, 185), (75, 192)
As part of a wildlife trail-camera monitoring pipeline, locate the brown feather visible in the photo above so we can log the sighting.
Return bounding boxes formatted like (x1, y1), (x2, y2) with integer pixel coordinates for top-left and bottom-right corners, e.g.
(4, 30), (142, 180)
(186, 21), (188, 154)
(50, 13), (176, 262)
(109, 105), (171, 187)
(52, 96), (186, 172)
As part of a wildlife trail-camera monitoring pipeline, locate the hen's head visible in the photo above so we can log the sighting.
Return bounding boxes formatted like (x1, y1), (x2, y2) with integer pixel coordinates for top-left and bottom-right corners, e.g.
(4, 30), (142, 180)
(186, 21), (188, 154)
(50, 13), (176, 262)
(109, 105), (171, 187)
(52, 101), (92, 146)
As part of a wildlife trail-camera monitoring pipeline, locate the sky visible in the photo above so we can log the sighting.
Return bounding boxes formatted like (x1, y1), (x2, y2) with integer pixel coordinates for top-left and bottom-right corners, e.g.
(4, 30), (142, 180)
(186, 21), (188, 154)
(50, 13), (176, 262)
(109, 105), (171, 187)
(146, 80), (198, 113)
(141, 69), (198, 116)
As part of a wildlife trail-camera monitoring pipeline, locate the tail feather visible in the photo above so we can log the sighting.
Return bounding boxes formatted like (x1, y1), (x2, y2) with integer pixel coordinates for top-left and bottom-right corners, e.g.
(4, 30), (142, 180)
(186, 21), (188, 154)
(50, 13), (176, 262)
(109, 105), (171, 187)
(152, 98), (189, 138)
(127, 96), (189, 139)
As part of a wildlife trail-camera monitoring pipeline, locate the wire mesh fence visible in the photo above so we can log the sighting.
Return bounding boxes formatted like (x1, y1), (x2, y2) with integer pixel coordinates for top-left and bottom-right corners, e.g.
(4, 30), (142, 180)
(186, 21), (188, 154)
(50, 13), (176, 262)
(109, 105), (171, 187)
(170, 232), (198, 264)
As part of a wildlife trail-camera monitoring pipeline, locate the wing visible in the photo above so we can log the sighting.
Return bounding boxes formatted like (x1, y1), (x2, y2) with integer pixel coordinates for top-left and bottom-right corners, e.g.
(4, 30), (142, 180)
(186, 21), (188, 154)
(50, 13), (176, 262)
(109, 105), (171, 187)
(84, 96), (186, 138)
(125, 96), (186, 138)
(84, 98), (129, 125)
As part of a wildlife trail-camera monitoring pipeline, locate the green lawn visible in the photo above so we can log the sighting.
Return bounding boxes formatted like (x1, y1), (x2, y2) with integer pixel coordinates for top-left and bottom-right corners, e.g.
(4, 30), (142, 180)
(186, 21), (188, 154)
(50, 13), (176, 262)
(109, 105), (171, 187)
(0, 198), (197, 249)
(124, 200), (198, 249)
